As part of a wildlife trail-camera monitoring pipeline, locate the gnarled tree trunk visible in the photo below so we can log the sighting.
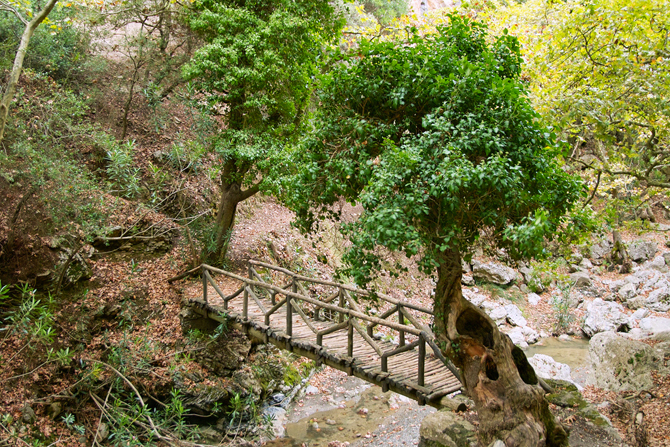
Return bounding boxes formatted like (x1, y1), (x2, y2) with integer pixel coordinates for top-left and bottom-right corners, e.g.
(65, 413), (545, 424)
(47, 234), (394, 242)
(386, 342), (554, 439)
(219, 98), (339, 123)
(432, 248), (568, 447)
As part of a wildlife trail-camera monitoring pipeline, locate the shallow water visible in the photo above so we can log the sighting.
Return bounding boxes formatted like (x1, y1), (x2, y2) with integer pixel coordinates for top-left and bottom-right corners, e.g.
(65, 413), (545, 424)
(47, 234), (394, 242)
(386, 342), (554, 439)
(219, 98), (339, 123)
(282, 385), (398, 446)
(525, 337), (590, 369)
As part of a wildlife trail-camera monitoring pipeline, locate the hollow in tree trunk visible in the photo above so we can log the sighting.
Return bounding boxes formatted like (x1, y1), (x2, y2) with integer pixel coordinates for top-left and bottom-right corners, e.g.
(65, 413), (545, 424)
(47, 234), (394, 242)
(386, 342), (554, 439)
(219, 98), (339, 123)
(432, 248), (568, 447)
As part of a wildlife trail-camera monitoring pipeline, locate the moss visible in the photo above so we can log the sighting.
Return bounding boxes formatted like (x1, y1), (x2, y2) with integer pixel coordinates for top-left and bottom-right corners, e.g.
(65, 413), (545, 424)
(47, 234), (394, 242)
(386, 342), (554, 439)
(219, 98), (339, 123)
(544, 379), (578, 393)
(579, 405), (611, 427)
(546, 391), (587, 409)
(283, 363), (301, 387)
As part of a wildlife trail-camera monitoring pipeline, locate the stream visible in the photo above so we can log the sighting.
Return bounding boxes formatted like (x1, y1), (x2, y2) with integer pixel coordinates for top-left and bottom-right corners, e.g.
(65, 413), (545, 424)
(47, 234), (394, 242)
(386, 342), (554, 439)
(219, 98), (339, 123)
(267, 336), (592, 446)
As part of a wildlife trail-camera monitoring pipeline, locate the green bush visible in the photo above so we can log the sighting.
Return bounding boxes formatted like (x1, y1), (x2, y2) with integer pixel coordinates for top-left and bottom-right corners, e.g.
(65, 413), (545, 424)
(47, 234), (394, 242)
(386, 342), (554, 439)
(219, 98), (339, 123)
(0, 9), (90, 82)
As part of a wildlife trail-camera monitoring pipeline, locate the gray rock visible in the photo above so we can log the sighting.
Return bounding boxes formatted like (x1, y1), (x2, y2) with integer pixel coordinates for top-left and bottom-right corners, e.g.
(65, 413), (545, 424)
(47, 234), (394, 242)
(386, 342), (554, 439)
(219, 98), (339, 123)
(579, 258), (594, 269)
(626, 296), (647, 310)
(46, 402), (62, 420)
(663, 252), (670, 265)
(522, 326), (539, 344)
(590, 239), (613, 260)
(639, 317), (670, 335)
(461, 275), (475, 286)
(618, 282), (637, 301)
(630, 308), (650, 321)
(527, 293), (541, 306)
(570, 271), (593, 290)
(567, 290), (584, 308)
(628, 240), (658, 262)
(569, 253), (584, 264)
(488, 441), (505, 447)
(645, 287), (670, 312)
(504, 304), (527, 327)
(608, 279), (626, 292)
(472, 261), (517, 285)
(506, 327), (528, 348)
(518, 266), (533, 282)
(262, 406), (287, 438)
(21, 405), (36, 424)
(589, 331), (661, 391)
(462, 289), (487, 307)
(419, 409), (478, 447)
(582, 299), (628, 337)
(488, 306), (508, 323)
(528, 354), (575, 385)
(646, 255), (669, 273)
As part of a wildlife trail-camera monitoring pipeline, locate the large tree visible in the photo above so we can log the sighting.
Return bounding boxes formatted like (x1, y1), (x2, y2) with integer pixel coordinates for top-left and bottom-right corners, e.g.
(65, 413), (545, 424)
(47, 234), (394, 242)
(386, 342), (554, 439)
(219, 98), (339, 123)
(183, 0), (344, 262)
(283, 16), (584, 446)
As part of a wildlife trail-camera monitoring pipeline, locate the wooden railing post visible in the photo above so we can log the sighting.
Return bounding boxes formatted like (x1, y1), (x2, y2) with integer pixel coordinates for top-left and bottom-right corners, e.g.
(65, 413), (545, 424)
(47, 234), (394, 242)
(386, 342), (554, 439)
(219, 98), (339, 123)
(348, 318), (354, 358)
(339, 288), (345, 323)
(418, 333), (426, 387)
(286, 278), (295, 337)
(398, 304), (405, 347)
(202, 266), (208, 304)
(243, 286), (248, 319)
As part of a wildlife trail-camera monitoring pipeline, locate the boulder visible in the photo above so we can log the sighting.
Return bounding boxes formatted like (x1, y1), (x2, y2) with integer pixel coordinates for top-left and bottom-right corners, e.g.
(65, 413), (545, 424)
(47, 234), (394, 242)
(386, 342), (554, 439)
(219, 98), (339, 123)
(639, 317), (670, 336)
(504, 304), (527, 327)
(528, 354), (574, 384)
(579, 258), (594, 270)
(570, 271), (593, 290)
(646, 255), (669, 273)
(628, 240), (658, 263)
(626, 295), (647, 310)
(590, 239), (613, 260)
(589, 331), (662, 391)
(262, 406), (287, 438)
(523, 326), (540, 344)
(419, 410), (478, 447)
(628, 308), (650, 326)
(582, 299), (628, 337)
(472, 261), (517, 285)
(506, 327), (528, 348)
(645, 287), (670, 312)
(527, 293), (541, 306)
(618, 282), (636, 301)
(488, 306), (508, 324)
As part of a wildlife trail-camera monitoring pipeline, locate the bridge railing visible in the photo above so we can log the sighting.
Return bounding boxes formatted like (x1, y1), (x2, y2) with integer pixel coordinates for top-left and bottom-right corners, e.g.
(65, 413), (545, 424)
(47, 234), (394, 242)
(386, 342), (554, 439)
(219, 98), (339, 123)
(200, 262), (461, 391)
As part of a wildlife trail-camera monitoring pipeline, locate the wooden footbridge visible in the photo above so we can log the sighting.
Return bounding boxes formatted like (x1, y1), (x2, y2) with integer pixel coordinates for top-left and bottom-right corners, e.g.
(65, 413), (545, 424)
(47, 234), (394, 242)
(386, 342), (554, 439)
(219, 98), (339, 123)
(187, 261), (463, 408)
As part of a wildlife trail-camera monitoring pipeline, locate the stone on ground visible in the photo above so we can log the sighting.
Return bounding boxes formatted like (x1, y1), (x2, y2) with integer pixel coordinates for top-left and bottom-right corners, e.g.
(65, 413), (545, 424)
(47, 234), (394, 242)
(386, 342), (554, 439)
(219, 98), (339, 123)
(419, 410), (477, 447)
(472, 261), (517, 285)
(582, 299), (628, 337)
(588, 331), (661, 391)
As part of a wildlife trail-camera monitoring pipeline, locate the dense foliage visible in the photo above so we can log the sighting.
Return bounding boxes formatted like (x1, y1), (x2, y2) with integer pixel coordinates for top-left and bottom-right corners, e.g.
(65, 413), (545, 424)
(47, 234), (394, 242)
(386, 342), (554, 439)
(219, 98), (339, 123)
(284, 15), (584, 283)
(486, 0), (670, 190)
(183, 0), (345, 260)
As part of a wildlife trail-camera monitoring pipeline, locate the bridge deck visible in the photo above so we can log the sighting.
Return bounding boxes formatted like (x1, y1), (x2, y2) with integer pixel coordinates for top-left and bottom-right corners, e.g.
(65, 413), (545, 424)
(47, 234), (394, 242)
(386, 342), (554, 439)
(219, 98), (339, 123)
(188, 262), (463, 408)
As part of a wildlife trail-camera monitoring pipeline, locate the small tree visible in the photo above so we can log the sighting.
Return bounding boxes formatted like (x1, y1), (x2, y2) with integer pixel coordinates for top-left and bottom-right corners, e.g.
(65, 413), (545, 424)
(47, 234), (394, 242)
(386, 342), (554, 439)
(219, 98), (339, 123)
(182, 0), (344, 262)
(0, 0), (59, 145)
(284, 16), (584, 446)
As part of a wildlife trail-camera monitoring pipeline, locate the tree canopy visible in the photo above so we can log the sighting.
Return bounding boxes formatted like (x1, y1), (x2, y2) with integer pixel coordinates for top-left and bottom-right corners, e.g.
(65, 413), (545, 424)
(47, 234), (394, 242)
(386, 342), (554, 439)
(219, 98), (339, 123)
(182, 0), (344, 261)
(285, 15), (585, 284)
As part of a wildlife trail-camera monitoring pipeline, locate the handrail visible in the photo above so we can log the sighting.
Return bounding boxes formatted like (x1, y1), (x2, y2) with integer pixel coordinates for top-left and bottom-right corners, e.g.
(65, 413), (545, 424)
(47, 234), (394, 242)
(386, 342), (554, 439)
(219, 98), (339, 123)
(200, 264), (422, 336)
(198, 262), (465, 396)
(249, 260), (433, 315)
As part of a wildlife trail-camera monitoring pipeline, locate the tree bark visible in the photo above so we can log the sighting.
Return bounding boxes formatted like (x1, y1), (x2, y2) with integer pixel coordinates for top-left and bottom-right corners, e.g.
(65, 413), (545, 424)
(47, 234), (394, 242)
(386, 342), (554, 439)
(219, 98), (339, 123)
(432, 248), (568, 447)
(0, 0), (58, 145)
(212, 160), (259, 262)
